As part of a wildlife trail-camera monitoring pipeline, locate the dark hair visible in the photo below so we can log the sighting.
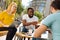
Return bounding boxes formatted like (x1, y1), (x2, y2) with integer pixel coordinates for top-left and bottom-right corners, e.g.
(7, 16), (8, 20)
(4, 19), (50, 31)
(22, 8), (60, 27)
(51, 1), (60, 10)
(55, 0), (60, 1)
(27, 8), (34, 13)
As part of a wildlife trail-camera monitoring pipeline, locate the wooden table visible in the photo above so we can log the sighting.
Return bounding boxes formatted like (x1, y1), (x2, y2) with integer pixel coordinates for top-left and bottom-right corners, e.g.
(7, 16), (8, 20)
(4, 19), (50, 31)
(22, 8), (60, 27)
(0, 32), (48, 40)
(16, 32), (32, 40)
(0, 31), (8, 36)
(16, 32), (32, 38)
(16, 32), (47, 40)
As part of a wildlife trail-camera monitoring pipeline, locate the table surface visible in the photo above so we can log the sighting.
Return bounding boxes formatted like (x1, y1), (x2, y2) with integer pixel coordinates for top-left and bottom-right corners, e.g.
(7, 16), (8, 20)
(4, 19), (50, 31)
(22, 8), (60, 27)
(16, 32), (48, 40)
(0, 31), (8, 36)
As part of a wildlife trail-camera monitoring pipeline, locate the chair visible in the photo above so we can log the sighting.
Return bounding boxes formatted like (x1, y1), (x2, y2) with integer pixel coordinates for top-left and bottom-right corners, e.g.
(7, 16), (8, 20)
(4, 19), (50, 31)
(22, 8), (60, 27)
(0, 31), (8, 36)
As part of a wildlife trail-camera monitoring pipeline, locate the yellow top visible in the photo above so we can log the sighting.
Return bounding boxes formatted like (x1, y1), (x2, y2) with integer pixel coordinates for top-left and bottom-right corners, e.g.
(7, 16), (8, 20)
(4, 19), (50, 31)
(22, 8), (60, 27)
(0, 11), (15, 27)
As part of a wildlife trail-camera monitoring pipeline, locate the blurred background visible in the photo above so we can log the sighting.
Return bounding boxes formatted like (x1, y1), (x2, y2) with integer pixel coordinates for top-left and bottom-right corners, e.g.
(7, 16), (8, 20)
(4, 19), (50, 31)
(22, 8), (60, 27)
(0, 0), (54, 40)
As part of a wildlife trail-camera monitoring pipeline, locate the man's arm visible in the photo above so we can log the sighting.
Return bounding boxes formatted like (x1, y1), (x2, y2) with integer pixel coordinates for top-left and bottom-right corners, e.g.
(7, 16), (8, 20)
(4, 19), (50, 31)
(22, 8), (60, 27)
(32, 16), (39, 26)
(33, 24), (47, 38)
(22, 20), (32, 26)
(32, 21), (38, 25)
(22, 20), (38, 26)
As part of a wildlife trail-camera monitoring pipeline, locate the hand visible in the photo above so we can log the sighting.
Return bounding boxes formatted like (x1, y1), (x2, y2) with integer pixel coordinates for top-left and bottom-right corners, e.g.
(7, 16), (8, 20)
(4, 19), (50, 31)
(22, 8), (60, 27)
(35, 25), (40, 29)
(15, 25), (18, 28)
(31, 22), (37, 25)
(3, 25), (9, 27)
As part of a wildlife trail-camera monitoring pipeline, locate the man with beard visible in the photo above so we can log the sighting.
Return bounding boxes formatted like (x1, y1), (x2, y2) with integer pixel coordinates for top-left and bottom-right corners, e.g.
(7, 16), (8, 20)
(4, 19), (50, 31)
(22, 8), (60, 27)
(22, 8), (38, 35)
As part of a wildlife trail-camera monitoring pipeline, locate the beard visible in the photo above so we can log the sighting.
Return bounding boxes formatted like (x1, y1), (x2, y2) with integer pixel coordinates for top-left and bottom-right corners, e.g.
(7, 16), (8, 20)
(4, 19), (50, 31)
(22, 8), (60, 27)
(28, 15), (33, 18)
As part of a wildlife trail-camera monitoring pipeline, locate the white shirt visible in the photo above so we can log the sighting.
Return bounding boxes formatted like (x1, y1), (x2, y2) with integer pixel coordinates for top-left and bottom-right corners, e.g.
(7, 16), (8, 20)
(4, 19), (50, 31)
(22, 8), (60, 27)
(22, 14), (38, 30)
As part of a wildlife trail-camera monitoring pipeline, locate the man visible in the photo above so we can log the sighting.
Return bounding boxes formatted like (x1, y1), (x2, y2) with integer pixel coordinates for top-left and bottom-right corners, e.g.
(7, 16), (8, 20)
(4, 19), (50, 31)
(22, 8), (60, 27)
(32, 0), (60, 40)
(22, 8), (38, 34)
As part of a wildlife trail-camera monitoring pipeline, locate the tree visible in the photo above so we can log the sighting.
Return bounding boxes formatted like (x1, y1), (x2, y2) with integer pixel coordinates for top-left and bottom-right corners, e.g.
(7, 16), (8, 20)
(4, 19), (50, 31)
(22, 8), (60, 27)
(16, 1), (24, 15)
(5, 0), (12, 8)
(34, 11), (43, 22)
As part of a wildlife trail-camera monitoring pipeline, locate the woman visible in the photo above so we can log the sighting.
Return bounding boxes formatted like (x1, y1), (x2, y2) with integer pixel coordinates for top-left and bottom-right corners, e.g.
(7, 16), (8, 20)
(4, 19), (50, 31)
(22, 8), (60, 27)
(0, 2), (17, 40)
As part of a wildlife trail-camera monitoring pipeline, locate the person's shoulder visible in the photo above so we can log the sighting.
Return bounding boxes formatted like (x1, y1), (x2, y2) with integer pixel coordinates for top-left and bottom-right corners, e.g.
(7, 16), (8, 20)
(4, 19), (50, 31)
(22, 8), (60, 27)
(22, 14), (28, 18)
(44, 14), (55, 20)
(33, 15), (38, 18)
(0, 10), (6, 14)
(47, 14), (55, 18)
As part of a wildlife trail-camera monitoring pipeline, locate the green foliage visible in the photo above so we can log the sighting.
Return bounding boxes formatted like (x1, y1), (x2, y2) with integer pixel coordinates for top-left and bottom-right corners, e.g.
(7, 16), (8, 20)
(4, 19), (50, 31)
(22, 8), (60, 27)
(17, 1), (24, 15)
(13, 0), (19, 4)
(34, 11), (43, 22)
(0, 7), (3, 12)
(23, 9), (27, 14)
(5, 0), (12, 8)
(15, 13), (20, 18)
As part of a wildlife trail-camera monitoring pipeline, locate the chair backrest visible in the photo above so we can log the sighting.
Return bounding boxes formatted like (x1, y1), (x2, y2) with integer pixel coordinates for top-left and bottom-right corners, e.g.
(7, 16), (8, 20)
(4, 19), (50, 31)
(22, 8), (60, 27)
(0, 31), (8, 36)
